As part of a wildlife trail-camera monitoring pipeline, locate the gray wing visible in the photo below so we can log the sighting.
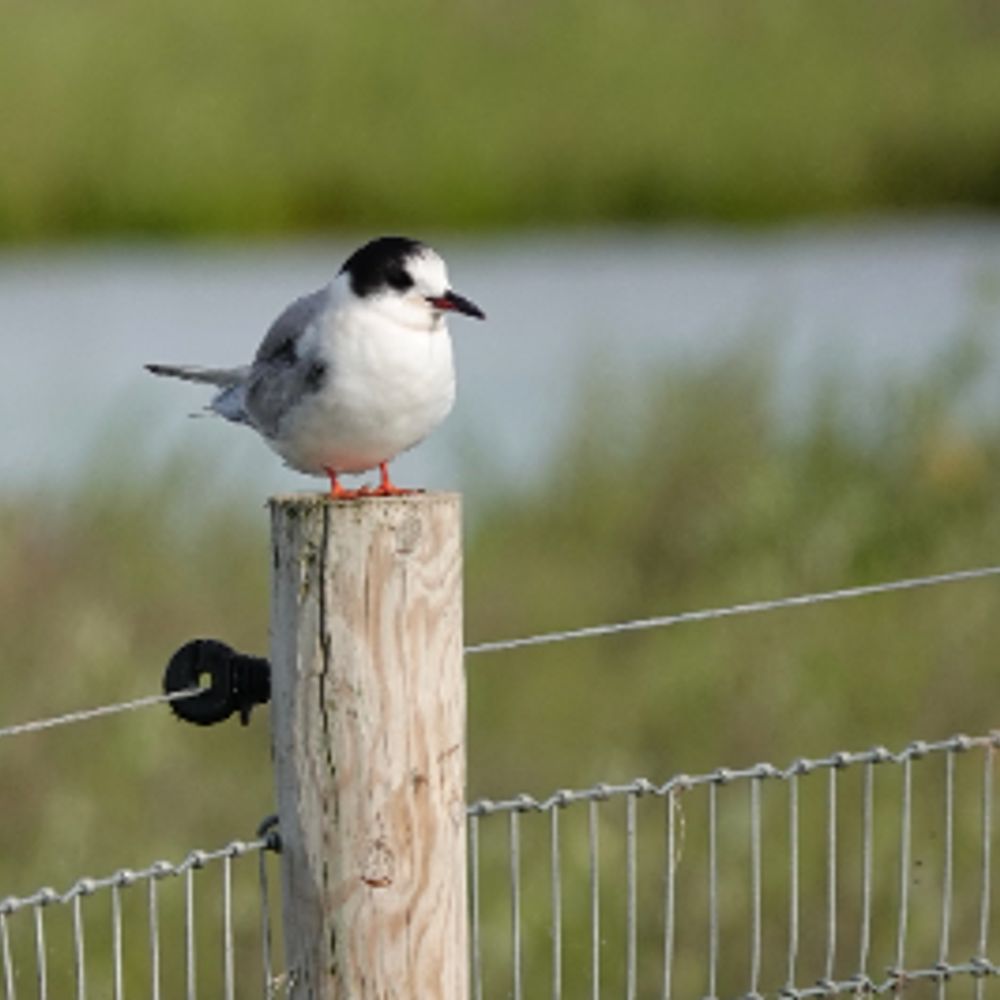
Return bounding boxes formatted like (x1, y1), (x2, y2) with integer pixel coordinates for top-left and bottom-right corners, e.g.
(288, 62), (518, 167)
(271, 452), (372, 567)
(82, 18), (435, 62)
(243, 287), (332, 438)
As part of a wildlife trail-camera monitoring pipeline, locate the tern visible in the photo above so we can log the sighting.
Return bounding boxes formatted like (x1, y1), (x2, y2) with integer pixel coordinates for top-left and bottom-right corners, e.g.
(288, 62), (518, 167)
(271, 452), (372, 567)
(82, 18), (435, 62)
(147, 236), (484, 499)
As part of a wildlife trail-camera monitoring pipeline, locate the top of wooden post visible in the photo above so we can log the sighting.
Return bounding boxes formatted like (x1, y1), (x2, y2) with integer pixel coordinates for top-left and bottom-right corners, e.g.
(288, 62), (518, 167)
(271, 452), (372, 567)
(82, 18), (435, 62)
(268, 490), (461, 512)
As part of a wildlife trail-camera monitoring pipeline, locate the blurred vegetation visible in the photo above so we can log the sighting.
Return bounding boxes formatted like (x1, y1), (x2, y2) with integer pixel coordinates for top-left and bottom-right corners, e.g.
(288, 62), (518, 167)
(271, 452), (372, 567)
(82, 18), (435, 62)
(3, 0), (1000, 241)
(2, 342), (1000, 992)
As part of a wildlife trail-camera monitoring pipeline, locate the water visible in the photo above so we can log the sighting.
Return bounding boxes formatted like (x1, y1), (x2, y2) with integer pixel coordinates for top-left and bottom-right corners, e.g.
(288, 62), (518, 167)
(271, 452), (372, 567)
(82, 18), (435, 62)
(2, 218), (999, 497)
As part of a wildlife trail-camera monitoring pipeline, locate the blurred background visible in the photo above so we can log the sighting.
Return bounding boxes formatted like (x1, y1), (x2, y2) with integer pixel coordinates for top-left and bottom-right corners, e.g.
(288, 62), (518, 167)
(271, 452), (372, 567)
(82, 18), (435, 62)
(2, 0), (1000, 994)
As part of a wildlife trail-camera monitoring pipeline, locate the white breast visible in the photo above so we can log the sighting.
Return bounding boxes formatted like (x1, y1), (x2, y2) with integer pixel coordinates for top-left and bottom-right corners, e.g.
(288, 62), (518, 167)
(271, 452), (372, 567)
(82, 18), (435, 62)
(274, 299), (456, 476)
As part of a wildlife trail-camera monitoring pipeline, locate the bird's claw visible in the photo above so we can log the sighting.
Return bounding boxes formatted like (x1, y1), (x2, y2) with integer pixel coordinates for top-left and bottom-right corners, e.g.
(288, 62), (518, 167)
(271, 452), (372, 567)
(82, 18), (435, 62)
(329, 484), (362, 501)
(326, 464), (423, 500)
(355, 484), (422, 498)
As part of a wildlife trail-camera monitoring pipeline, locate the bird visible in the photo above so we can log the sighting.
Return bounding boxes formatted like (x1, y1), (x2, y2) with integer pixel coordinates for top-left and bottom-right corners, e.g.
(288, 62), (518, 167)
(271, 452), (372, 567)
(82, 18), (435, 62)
(147, 236), (485, 499)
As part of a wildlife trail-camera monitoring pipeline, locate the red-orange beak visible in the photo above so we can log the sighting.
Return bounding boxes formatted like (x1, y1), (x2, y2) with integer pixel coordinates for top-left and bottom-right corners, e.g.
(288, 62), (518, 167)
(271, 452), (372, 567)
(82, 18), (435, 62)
(428, 290), (485, 320)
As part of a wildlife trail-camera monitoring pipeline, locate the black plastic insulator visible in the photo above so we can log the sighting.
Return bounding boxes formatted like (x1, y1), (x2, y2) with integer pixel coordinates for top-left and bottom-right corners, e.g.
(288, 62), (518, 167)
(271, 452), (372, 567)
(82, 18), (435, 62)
(257, 813), (282, 853)
(162, 639), (271, 727)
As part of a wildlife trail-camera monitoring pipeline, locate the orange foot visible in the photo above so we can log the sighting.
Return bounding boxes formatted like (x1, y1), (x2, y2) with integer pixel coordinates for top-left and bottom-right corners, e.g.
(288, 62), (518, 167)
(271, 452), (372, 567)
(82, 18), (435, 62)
(361, 462), (422, 498)
(324, 468), (361, 500)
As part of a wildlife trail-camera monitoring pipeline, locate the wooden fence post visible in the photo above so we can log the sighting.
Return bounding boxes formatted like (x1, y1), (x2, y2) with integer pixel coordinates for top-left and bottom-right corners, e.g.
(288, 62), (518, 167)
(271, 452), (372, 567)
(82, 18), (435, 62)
(268, 493), (467, 999)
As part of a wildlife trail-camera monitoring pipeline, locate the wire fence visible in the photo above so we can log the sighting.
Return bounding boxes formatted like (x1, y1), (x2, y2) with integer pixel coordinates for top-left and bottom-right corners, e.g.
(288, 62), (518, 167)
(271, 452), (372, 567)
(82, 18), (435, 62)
(3, 562), (1000, 743)
(2, 563), (1000, 996)
(0, 836), (284, 1000)
(468, 733), (1000, 1000)
(3, 732), (998, 998)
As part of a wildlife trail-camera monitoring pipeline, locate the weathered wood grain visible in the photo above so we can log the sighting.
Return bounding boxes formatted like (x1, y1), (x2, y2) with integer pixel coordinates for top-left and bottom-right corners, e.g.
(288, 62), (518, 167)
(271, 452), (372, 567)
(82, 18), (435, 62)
(269, 493), (466, 999)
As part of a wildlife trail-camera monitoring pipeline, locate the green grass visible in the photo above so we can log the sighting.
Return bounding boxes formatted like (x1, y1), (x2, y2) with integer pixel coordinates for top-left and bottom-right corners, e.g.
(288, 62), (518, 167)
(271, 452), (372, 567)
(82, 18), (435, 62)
(2, 342), (1000, 991)
(3, 0), (1000, 240)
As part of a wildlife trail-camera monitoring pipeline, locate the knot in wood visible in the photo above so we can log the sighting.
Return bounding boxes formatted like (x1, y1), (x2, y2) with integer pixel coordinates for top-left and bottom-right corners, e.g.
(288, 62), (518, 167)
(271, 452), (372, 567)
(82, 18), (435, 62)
(394, 513), (422, 555)
(361, 836), (395, 889)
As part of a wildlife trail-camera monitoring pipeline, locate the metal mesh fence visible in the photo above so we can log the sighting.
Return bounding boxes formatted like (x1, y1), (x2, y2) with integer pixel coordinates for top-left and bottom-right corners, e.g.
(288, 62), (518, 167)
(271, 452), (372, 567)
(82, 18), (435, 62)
(0, 836), (284, 1000)
(468, 733), (1000, 1000)
(3, 731), (998, 998)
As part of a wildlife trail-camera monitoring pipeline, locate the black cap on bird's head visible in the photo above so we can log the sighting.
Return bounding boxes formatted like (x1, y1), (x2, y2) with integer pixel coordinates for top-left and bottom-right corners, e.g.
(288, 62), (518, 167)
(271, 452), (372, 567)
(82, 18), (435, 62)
(339, 236), (485, 320)
(340, 236), (424, 298)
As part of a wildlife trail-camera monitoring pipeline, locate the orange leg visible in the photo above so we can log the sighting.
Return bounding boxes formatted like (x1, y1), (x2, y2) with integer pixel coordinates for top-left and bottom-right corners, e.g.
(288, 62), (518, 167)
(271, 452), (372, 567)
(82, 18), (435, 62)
(371, 462), (420, 497)
(324, 467), (360, 500)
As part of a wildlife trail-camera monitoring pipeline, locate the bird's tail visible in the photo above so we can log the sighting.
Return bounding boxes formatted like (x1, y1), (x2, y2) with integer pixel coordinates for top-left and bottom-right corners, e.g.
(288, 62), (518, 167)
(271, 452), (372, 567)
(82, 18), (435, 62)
(145, 363), (249, 387)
